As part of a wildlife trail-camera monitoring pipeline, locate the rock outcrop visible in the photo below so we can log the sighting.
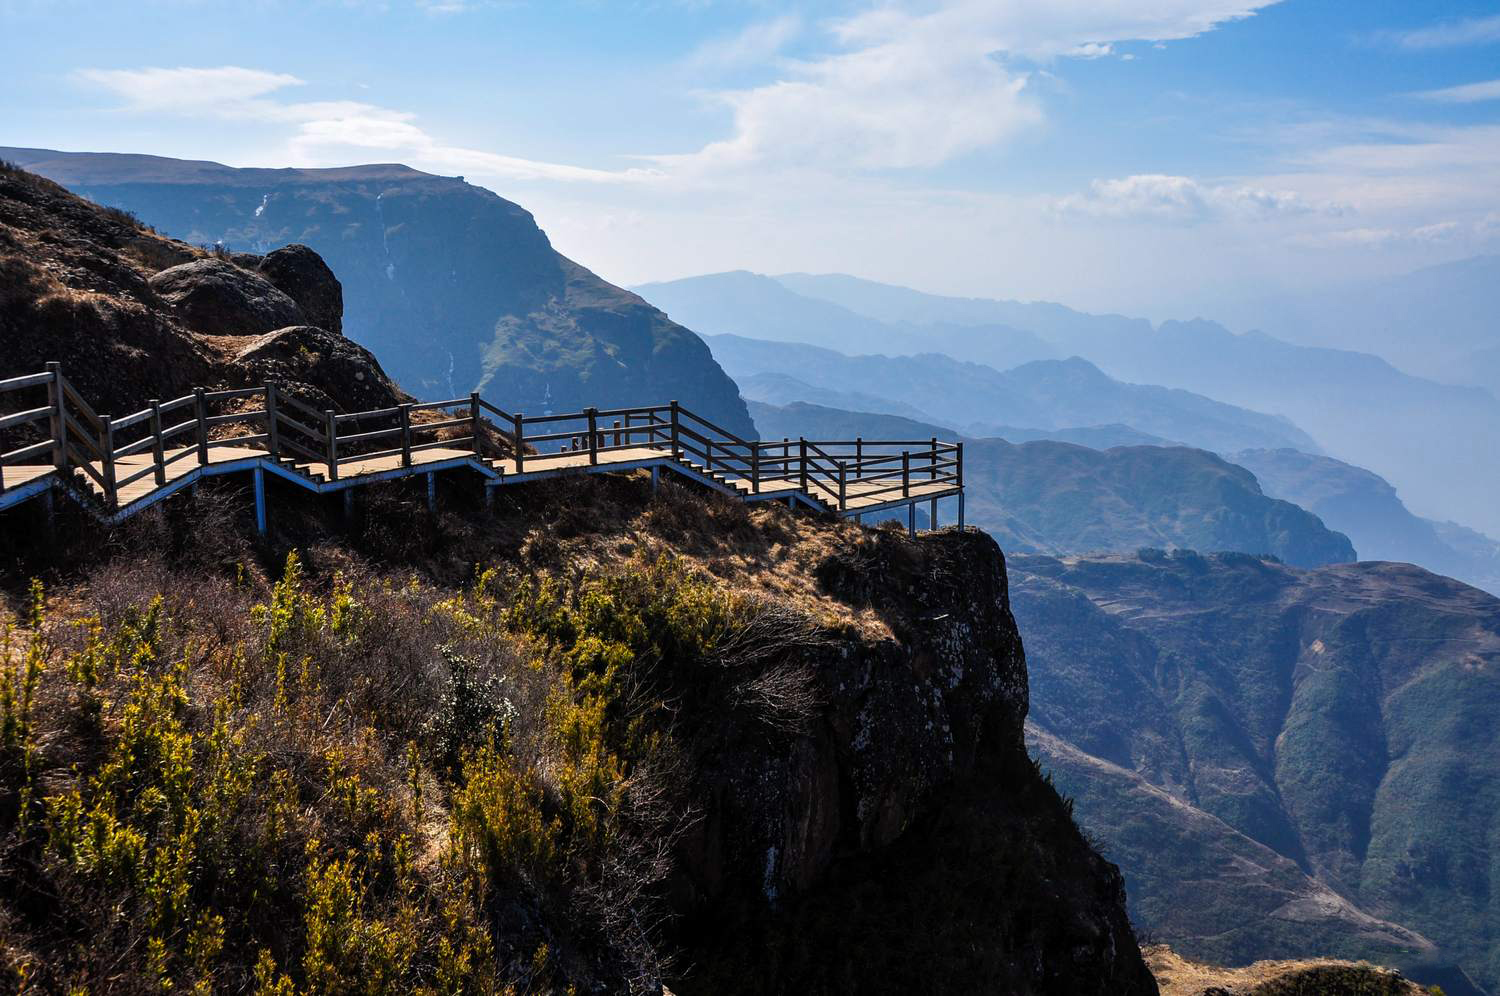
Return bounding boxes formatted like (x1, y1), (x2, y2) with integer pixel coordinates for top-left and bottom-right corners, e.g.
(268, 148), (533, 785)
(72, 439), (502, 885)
(258, 243), (343, 334)
(670, 528), (1157, 995)
(0, 163), (401, 416)
(148, 257), (306, 335)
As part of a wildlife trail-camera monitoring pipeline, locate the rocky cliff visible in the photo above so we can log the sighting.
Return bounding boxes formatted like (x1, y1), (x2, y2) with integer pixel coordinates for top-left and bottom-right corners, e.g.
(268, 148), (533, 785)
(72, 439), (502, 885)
(3, 147), (754, 438)
(0, 160), (401, 416)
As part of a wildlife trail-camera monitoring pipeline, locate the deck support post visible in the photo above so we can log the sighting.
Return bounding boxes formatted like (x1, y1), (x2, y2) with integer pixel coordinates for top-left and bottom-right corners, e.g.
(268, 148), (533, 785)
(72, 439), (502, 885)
(149, 400), (166, 485)
(908, 501), (915, 538)
(513, 412), (525, 473)
(470, 393), (483, 456)
(650, 465), (659, 495)
(194, 389), (209, 465)
(930, 497), (938, 531)
(46, 362), (64, 471)
(253, 466), (267, 535)
(325, 410), (339, 481)
(265, 384), (280, 462)
(343, 487), (355, 521)
(400, 404), (414, 468)
(426, 472), (437, 515)
(484, 483), (495, 511)
(100, 416), (117, 510)
(958, 492), (965, 530)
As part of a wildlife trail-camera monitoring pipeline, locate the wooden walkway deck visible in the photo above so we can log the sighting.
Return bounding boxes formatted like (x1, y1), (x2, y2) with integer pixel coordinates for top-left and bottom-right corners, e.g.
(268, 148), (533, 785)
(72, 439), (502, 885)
(1, 364), (964, 534)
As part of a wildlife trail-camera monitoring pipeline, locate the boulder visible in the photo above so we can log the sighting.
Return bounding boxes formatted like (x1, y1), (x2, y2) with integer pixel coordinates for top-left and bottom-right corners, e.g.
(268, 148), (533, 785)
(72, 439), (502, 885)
(148, 258), (304, 335)
(258, 243), (343, 334)
(234, 325), (402, 413)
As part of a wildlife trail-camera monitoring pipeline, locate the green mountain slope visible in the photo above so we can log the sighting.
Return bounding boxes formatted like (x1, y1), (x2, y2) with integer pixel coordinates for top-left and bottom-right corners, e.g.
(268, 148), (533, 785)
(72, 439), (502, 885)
(747, 401), (1354, 568)
(1011, 551), (1500, 994)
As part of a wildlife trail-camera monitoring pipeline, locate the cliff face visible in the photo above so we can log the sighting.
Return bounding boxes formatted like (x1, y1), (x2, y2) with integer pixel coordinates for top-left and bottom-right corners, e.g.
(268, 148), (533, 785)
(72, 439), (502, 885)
(3, 147), (755, 438)
(669, 527), (1155, 994)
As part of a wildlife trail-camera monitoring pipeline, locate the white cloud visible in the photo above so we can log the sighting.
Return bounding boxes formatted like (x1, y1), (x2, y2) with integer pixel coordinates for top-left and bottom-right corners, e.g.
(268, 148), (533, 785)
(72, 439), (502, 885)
(1379, 14), (1500, 50)
(1410, 78), (1500, 104)
(77, 64), (660, 185)
(682, 15), (803, 74)
(1051, 173), (1322, 222)
(664, 0), (1280, 174)
(74, 66), (304, 114)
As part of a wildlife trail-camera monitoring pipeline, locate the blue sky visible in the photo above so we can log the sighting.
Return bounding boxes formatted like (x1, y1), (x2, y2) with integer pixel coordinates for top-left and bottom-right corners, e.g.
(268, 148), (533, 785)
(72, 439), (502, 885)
(3, 0), (1498, 318)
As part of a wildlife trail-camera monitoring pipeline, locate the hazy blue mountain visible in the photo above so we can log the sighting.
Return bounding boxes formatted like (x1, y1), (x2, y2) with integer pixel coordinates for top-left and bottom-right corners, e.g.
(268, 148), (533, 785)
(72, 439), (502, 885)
(748, 400), (1353, 568)
(737, 371), (943, 423)
(1232, 448), (1500, 595)
(708, 333), (1319, 455)
(635, 270), (1058, 371)
(3, 147), (755, 437)
(1236, 254), (1500, 391)
(1012, 551), (1500, 994)
(767, 271), (1500, 538)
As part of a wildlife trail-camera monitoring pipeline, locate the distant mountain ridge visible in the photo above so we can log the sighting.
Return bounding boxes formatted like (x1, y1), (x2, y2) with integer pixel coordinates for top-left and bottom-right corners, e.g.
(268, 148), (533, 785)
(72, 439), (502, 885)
(708, 333), (1319, 455)
(1231, 448), (1500, 596)
(749, 400), (1354, 568)
(734, 269), (1500, 537)
(3, 146), (755, 438)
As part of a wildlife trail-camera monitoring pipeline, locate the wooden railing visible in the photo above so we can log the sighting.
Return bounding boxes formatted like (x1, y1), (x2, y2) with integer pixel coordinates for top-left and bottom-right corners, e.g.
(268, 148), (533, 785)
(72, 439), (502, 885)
(1, 365), (962, 515)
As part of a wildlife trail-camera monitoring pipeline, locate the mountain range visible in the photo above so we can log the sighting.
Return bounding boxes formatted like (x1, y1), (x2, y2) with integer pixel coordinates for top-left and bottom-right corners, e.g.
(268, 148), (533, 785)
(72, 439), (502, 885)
(640, 270), (1500, 539)
(707, 333), (1317, 455)
(1, 147), (755, 438)
(1011, 550), (1500, 996)
(749, 400), (1354, 569)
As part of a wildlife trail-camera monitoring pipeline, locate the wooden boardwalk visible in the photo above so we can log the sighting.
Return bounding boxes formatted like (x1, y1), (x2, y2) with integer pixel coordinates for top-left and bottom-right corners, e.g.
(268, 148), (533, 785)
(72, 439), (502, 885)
(1, 364), (964, 534)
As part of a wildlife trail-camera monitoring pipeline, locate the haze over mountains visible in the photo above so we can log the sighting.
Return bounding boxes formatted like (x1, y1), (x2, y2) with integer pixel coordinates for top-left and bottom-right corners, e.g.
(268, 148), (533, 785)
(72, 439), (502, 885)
(640, 270), (1500, 540)
(706, 333), (1316, 455)
(2, 147), (756, 439)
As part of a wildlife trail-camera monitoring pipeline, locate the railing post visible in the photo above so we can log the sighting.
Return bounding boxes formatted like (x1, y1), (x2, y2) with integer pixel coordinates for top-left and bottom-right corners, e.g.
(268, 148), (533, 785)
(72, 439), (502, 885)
(46, 362), (64, 470)
(399, 403), (413, 467)
(705, 438), (713, 473)
(799, 438), (808, 494)
(856, 437), (863, 469)
(194, 388), (209, 465)
(838, 461), (846, 512)
(751, 443), (760, 494)
(902, 450), (910, 498)
(470, 392), (483, 456)
(670, 400), (681, 459)
(512, 412), (525, 472)
(956, 441), (963, 488)
(613, 420), (622, 448)
(149, 399), (166, 485)
(264, 384), (280, 461)
(325, 410), (339, 481)
(930, 436), (938, 480)
(586, 407), (598, 465)
(100, 416), (117, 509)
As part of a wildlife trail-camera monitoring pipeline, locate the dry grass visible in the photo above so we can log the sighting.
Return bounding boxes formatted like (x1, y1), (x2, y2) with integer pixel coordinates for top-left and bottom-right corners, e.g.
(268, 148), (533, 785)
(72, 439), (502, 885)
(1145, 945), (1428, 996)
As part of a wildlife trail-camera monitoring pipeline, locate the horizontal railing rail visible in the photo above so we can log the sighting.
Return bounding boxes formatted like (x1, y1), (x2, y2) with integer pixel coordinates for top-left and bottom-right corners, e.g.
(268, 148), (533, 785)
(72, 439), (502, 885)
(1, 365), (962, 518)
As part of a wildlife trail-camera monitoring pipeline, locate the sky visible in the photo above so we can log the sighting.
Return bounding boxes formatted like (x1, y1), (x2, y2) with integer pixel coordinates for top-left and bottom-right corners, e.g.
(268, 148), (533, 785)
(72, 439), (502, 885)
(2, 0), (1499, 320)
